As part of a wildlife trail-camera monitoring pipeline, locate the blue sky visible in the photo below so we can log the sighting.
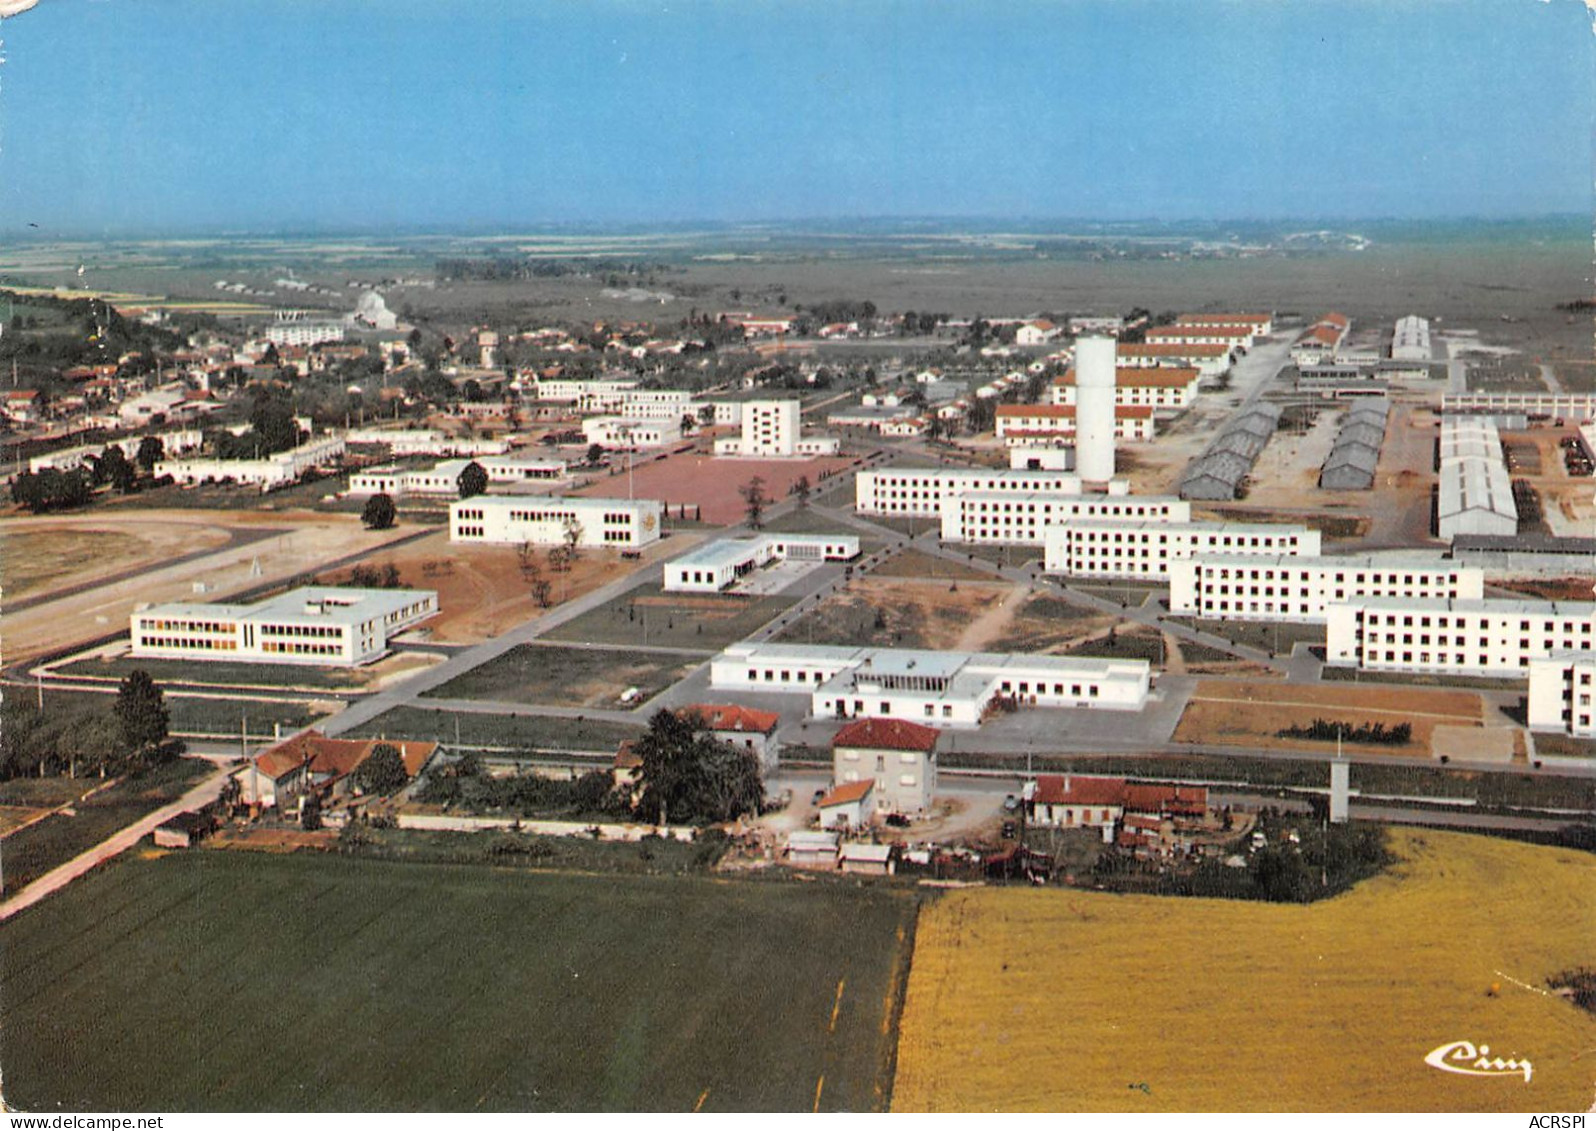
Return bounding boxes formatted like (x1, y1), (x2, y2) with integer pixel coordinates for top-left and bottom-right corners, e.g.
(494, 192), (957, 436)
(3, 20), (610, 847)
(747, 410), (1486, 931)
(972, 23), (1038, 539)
(0, 0), (1591, 234)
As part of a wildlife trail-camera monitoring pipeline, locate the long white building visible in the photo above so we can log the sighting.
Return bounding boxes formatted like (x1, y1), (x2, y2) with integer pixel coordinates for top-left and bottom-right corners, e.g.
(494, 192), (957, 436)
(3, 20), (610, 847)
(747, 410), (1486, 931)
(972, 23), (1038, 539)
(1051, 366), (1203, 412)
(713, 398), (839, 457)
(664, 534), (860, 593)
(940, 492), (1189, 546)
(709, 642), (1150, 729)
(1438, 416), (1517, 540)
(1044, 520), (1322, 580)
(582, 416), (683, 450)
(1168, 554), (1485, 623)
(348, 454), (567, 499)
(155, 435), (346, 493)
(1326, 597), (1595, 677)
(344, 428), (510, 457)
(1528, 652), (1596, 738)
(131, 587), (438, 667)
(994, 404), (1156, 445)
(1391, 315), (1431, 361)
(856, 467), (1084, 517)
(450, 495), (663, 548)
(1442, 392), (1596, 421)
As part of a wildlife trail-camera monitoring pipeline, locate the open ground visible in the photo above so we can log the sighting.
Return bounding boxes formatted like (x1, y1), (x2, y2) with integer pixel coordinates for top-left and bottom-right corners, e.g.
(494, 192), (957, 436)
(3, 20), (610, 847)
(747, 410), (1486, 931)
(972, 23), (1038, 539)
(0, 850), (917, 1112)
(573, 449), (858, 525)
(893, 828), (1596, 1112)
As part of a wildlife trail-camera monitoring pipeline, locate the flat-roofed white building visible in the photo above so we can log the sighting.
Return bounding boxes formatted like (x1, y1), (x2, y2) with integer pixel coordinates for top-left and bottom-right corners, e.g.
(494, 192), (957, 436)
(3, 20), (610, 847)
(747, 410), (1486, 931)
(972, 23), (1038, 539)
(994, 404), (1156, 445)
(531, 377), (639, 405)
(131, 587), (438, 667)
(266, 312), (346, 347)
(582, 416), (682, 450)
(1528, 652), (1596, 737)
(616, 389), (695, 420)
(856, 467), (1084, 517)
(664, 534), (860, 592)
(1168, 553), (1486, 624)
(1051, 366), (1202, 412)
(344, 428), (510, 457)
(156, 435), (346, 493)
(709, 642), (1150, 729)
(1044, 520), (1322, 580)
(347, 454), (568, 499)
(940, 492), (1189, 545)
(450, 495), (663, 548)
(1442, 392), (1596, 421)
(1326, 597), (1595, 677)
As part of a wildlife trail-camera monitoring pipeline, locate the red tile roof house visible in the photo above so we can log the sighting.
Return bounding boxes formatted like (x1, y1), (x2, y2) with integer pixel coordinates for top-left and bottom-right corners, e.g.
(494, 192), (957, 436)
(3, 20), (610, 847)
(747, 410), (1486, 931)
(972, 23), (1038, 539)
(677, 703), (782, 772)
(1026, 775), (1209, 842)
(831, 718), (939, 819)
(816, 778), (874, 831)
(234, 730), (437, 811)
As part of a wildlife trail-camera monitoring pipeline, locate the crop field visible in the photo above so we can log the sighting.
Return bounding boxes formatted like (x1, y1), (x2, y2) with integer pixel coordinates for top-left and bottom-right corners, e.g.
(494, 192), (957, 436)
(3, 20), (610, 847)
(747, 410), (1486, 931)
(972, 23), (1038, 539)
(542, 582), (799, 650)
(424, 643), (699, 708)
(346, 706), (642, 753)
(1, 852), (918, 1111)
(894, 828), (1596, 1112)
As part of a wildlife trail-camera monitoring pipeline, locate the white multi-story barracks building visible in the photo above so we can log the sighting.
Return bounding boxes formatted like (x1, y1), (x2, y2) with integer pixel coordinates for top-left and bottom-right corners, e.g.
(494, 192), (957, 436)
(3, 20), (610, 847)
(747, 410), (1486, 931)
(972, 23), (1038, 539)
(450, 495), (663, 548)
(1528, 652), (1596, 738)
(709, 642), (1150, 728)
(1051, 366), (1203, 412)
(1326, 597), (1595, 677)
(1168, 554), (1486, 624)
(856, 468), (1085, 517)
(1115, 342), (1233, 377)
(940, 492), (1190, 546)
(664, 534), (860, 592)
(712, 399), (840, 457)
(131, 587), (438, 667)
(994, 404), (1156, 445)
(1044, 520), (1322, 580)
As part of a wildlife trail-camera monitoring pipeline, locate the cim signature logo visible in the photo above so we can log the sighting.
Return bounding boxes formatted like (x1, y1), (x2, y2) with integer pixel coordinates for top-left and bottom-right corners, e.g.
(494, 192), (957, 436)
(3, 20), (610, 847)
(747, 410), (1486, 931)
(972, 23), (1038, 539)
(1425, 1039), (1533, 1083)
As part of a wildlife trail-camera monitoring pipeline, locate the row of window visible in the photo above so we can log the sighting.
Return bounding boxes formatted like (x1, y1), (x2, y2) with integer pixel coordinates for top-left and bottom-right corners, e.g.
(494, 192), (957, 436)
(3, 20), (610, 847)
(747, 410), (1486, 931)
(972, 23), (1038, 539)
(140, 619), (235, 634)
(260, 623), (344, 639)
(261, 641), (342, 656)
(1363, 635), (1586, 654)
(140, 636), (237, 651)
(1363, 613), (1592, 634)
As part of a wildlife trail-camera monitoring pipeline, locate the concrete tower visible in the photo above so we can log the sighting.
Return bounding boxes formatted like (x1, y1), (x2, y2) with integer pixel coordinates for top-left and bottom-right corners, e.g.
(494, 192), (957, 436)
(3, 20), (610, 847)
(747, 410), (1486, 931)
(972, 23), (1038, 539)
(1074, 335), (1117, 482)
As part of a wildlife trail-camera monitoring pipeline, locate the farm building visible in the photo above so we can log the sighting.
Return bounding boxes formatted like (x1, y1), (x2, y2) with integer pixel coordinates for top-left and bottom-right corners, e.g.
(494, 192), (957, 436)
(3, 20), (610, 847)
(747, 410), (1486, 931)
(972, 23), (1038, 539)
(786, 830), (840, 869)
(817, 779), (875, 830)
(838, 843), (896, 876)
(832, 717), (940, 817)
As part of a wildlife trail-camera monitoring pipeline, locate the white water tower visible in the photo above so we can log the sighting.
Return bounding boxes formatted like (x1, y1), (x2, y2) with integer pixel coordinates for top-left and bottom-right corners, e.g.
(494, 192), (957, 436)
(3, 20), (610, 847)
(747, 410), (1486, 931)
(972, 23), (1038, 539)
(1074, 334), (1117, 482)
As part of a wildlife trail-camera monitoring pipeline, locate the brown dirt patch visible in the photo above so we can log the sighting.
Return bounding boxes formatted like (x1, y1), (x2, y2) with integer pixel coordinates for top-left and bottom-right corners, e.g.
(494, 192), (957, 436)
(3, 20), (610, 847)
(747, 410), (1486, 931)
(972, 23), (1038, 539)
(778, 578), (1010, 651)
(1173, 679), (1486, 757)
(572, 449), (856, 524)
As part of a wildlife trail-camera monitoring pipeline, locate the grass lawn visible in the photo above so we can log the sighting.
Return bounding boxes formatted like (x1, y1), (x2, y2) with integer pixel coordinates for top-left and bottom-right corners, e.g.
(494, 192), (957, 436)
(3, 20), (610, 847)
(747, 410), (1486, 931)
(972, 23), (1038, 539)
(1321, 667), (1530, 692)
(0, 758), (211, 895)
(1167, 617), (1327, 656)
(1, 851), (918, 1112)
(543, 581), (799, 650)
(894, 828), (1596, 1111)
(424, 644), (698, 709)
(52, 654), (364, 691)
(1063, 629), (1166, 663)
(866, 548), (995, 583)
(1533, 734), (1596, 761)
(36, 689), (329, 738)
(346, 706), (642, 753)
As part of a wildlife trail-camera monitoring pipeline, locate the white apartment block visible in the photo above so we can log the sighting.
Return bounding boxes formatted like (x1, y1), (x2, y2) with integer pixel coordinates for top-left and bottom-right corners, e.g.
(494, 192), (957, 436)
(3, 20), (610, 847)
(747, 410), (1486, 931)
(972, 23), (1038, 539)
(1326, 597), (1596, 677)
(711, 398), (838, 457)
(1044, 520), (1323, 580)
(581, 416), (682, 449)
(995, 404), (1155, 445)
(664, 534), (860, 593)
(940, 492), (1190, 545)
(1168, 554), (1486, 624)
(614, 389), (695, 420)
(856, 468), (1084, 518)
(450, 495), (663, 548)
(131, 587), (438, 667)
(265, 312), (346, 347)
(156, 435), (346, 493)
(708, 642), (1151, 729)
(1442, 392), (1596, 421)
(1528, 652), (1596, 738)
(531, 377), (638, 406)
(1051, 366), (1202, 411)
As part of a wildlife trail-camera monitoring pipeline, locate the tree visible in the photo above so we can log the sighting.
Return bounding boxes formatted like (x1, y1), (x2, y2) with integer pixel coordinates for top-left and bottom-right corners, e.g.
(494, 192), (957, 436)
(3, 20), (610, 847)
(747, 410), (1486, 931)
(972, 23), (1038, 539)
(135, 435), (165, 471)
(354, 743), (410, 796)
(11, 468), (91, 513)
(740, 475), (769, 530)
(585, 443), (605, 466)
(562, 516), (584, 562)
(248, 393), (301, 454)
(792, 474), (812, 509)
(113, 670), (169, 753)
(457, 460), (488, 499)
(632, 709), (763, 826)
(362, 492), (397, 531)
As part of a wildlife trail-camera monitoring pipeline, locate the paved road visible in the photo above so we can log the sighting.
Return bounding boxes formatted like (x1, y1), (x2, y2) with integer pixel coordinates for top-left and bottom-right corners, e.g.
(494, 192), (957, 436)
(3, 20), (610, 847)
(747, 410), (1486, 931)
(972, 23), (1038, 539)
(0, 762), (229, 923)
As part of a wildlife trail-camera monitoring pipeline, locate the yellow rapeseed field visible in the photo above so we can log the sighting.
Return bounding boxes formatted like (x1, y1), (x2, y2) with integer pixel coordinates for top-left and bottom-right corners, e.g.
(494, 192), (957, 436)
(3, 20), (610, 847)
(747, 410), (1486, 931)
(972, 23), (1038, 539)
(893, 829), (1596, 1112)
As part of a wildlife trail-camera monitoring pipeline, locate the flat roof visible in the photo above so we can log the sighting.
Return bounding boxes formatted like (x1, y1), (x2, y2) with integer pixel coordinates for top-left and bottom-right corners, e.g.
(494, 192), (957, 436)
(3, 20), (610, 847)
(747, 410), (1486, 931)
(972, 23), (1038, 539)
(1185, 552), (1464, 572)
(139, 586), (435, 627)
(1344, 596), (1595, 616)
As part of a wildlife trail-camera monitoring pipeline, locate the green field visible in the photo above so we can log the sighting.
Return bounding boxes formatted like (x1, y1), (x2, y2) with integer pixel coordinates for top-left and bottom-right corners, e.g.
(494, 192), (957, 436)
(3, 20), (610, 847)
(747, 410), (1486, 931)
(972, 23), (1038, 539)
(0, 758), (211, 894)
(424, 644), (697, 708)
(38, 689), (328, 738)
(1, 851), (918, 1111)
(542, 583), (800, 650)
(347, 705), (642, 753)
(52, 654), (364, 691)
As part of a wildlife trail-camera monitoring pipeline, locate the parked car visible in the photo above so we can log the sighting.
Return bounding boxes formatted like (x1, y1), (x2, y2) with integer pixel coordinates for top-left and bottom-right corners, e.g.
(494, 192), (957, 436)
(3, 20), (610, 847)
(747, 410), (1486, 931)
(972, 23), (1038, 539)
(1002, 794), (1020, 813)
(1001, 820), (1018, 840)
(885, 813), (911, 828)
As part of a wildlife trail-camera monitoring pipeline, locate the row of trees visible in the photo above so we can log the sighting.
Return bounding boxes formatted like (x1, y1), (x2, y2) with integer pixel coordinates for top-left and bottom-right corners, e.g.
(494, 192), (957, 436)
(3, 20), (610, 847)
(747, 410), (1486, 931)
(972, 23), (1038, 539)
(0, 671), (172, 781)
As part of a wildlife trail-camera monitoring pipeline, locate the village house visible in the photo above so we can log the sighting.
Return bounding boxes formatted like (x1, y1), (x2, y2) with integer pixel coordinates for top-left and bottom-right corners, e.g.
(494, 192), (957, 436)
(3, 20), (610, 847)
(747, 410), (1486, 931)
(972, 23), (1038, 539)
(831, 717), (939, 817)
